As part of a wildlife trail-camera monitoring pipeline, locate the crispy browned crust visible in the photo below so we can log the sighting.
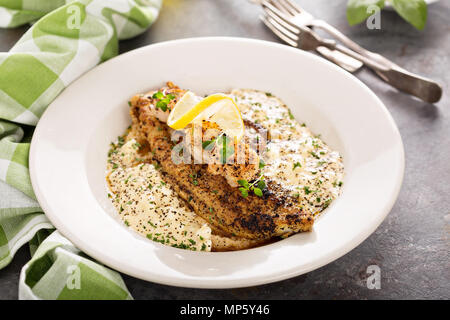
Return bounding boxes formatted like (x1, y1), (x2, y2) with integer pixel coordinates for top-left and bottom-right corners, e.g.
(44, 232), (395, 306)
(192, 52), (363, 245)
(129, 83), (314, 240)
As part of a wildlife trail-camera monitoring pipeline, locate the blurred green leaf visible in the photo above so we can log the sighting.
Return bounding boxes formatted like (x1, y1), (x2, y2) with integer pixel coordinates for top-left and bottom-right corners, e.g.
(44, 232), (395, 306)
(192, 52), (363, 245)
(391, 0), (427, 30)
(347, 0), (385, 25)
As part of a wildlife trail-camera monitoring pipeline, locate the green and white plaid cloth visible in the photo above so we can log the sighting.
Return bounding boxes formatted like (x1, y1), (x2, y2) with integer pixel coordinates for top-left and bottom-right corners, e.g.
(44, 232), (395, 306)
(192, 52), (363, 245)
(0, 0), (162, 300)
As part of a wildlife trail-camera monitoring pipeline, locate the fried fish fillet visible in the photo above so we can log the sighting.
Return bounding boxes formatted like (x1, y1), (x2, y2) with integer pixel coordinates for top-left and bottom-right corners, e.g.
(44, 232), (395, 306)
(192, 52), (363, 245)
(129, 82), (314, 240)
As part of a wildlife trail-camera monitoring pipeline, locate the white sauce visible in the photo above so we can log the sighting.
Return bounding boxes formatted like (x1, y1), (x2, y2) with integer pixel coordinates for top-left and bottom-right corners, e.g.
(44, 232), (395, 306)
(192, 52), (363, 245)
(231, 89), (344, 215)
(107, 139), (212, 251)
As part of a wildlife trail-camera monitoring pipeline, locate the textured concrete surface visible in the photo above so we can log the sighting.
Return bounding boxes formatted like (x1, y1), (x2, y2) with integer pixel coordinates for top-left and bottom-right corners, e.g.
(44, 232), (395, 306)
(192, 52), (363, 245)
(0, 0), (449, 299)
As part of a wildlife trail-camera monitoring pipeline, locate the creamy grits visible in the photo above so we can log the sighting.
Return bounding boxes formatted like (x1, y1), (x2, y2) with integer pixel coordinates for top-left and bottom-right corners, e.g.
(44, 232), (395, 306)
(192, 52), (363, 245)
(231, 89), (344, 215)
(107, 138), (212, 251)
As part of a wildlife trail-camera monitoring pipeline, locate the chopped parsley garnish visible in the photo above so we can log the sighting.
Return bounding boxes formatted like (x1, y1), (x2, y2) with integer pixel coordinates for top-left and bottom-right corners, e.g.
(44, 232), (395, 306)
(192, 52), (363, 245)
(117, 136), (125, 147)
(323, 198), (332, 209)
(107, 148), (117, 157)
(259, 159), (266, 169)
(172, 243), (190, 250)
(312, 140), (320, 148)
(309, 151), (320, 159)
(332, 180), (343, 188)
(303, 186), (312, 195)
(288, 110), (295, 120)
(189, 172), (199, 185)
(293, 162), (302, 170)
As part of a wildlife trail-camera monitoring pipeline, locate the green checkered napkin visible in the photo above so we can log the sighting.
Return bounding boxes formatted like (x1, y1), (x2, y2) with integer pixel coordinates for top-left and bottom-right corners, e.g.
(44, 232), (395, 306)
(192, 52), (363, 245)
(0, 0), (162, 299)
(20, 230), (132, 299)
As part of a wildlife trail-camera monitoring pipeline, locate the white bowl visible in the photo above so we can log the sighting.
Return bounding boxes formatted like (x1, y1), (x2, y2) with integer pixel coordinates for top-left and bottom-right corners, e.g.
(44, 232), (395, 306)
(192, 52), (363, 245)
(30, 37), (404, 288)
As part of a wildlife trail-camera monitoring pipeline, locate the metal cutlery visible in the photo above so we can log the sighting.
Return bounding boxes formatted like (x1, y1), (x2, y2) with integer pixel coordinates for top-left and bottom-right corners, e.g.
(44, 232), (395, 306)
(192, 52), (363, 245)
(249, 0), (363, 72)
(259, 0), (442, 103)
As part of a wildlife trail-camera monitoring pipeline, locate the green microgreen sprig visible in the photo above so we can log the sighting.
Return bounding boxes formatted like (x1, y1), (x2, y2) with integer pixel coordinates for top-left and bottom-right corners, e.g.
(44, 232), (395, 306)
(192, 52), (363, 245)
(238, 175), (266, 198)
(152, 91), (176, 112)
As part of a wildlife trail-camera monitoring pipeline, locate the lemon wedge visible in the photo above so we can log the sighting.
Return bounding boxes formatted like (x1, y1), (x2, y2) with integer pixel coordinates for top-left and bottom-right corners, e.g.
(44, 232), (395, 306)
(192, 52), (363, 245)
(167, 91), (244, 141)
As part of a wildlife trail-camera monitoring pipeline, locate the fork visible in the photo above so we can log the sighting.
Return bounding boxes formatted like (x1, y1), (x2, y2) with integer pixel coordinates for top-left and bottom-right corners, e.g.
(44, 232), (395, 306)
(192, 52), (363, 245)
(262, 0), (397, 69)
(260, 0), (442, 103)
(250, 0), (363, 73)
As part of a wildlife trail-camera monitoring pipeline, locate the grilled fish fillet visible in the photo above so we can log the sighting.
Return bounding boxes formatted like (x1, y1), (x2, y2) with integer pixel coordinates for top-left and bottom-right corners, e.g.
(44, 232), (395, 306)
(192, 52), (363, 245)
(129, 83), (314, 240)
